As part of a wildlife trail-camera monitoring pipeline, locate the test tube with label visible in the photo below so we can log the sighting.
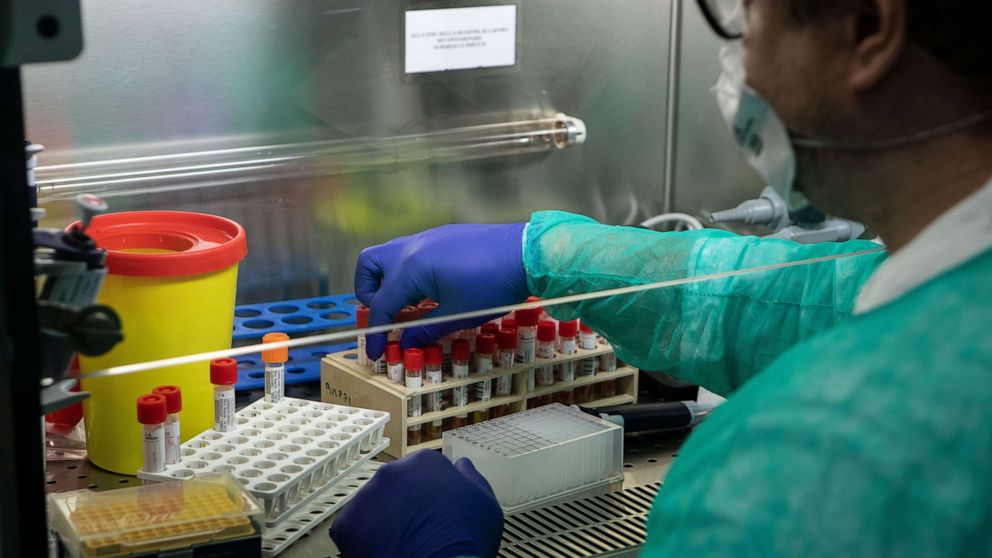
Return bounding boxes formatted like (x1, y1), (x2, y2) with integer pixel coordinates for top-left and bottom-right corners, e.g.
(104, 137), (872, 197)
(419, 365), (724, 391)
(533, 298), (560, 345)
(527, 296), (549, 322)
(556, 320), (579, 405)
(533, 321), (557, 408)
(356, 306), (370, 369)
(577, 323), (599, 403)
(151, 385), (182, 466)
(481, 322), (501, 338)
(417, 299), (438, 318)
(424, 344), (444, 440)
(404, 348), (424, 447)
(491, 328), (517, 418)
(136, 394), (167, 473)
(262, 332), (289, 403)
(210, 358), (238, 432)
(441, 333), (455, 374)
(386, 341), (404, 385)
(457, 328), (476, 353)
(450, 339), (471, 429)
(389, 306), (420, 342)
(473, 333), (495, 423)
(515, 308), (539, 364)
(599, 349), (618, 398)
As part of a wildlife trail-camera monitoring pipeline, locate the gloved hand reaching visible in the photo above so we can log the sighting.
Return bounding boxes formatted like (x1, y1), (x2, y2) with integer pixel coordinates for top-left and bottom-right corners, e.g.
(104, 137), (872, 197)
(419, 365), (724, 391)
(355, 223), (529, 360)
(329, 450), (505, 558)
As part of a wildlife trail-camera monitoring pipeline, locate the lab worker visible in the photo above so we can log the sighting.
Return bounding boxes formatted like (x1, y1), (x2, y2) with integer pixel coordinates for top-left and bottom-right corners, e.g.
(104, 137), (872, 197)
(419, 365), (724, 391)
(331, 0), (992, 556)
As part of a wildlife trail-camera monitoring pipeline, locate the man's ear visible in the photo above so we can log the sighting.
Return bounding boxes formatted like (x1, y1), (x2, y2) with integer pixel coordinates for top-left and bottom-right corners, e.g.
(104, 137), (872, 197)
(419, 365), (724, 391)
(847, 0), (908, 91)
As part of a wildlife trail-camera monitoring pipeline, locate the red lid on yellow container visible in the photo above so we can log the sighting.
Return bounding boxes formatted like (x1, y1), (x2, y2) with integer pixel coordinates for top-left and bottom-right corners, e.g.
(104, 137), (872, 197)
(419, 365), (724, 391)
(262, 332), (290, 363)
(74, 211), (247, 277)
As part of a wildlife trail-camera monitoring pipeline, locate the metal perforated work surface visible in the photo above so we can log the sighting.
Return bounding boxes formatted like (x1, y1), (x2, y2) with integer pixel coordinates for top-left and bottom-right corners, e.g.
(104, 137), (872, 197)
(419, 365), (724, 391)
(498, 483), (661, 558)
(44, 380), (686, 558)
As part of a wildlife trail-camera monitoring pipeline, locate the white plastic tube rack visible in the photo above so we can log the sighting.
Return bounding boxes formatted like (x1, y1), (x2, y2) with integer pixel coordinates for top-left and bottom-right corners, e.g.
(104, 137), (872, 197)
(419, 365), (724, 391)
(262, 461), (381, 557)
(137, 397), (389, 525)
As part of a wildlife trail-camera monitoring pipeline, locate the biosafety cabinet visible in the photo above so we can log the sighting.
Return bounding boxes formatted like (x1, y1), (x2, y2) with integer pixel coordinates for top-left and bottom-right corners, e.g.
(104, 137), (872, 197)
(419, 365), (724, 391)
(2, 1), (758, 556)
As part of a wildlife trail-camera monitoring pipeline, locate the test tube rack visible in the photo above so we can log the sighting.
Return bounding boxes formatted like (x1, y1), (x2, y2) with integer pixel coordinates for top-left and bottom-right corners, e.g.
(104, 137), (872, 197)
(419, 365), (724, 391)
(262, 461), (381, 557)
(137, 397), (389, 526)
(321, 340), (637, 458)
(232, 294), (362, 391)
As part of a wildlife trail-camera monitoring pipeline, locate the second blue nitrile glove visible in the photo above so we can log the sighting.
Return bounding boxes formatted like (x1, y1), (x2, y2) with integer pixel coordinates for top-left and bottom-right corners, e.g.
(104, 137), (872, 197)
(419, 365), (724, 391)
(354, 222), (529, 359)
(329, 450), (505, 558)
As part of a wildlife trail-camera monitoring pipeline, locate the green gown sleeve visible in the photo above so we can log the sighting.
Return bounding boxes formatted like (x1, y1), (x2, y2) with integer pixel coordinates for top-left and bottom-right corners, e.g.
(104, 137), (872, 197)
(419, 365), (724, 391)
(523, 210), (886, 395)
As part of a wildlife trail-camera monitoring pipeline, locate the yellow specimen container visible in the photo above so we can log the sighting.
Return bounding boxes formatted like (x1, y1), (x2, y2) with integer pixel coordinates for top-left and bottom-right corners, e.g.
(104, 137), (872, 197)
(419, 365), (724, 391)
(77, 211), (247, 474)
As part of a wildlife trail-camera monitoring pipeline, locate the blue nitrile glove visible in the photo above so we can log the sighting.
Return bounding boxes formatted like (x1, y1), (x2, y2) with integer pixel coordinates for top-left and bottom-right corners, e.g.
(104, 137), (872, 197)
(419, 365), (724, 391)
(355, 223), (529, 359)
(329, 450), (505, 558)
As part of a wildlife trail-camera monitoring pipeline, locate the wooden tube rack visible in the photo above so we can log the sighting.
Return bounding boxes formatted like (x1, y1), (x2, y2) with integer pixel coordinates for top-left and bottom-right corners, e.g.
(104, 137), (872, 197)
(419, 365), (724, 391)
(321, 341), (638, 457)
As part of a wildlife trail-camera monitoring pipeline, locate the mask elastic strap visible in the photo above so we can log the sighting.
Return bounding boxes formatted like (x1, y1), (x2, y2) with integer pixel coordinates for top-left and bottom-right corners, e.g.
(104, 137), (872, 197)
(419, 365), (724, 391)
(792, 109), (992, 151)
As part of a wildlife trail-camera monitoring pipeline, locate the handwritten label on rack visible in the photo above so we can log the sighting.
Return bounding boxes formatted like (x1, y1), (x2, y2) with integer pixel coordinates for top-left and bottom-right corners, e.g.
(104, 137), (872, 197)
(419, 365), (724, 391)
(405, 5), (517, 74)
(325, 382), (352, 406)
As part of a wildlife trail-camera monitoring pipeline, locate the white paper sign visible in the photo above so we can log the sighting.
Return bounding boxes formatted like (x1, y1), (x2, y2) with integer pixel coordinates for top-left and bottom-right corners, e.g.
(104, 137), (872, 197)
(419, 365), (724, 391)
(405, 5), (517, 74)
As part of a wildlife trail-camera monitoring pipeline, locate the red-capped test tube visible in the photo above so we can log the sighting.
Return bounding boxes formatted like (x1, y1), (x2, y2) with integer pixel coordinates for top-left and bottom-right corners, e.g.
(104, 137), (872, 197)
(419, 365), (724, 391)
(386, 341), (404, 385)
(152, 385), (182, 465)
(514, 308), (540, 363)
(557, 320), (579, 405)
(534, 321), (557, 407)
(416, 300), (438, 318)
(529, 297), (558, 333)
(577, 323), (599, 402)
(441, 333), (455, 374)
(458, 328), (476, 353)
(497, 328), (517, 369)
(492, 329), (517, 418)
(473, 333), (495, 423)
(356, 306), (370, 368)
(450, 338), (471, 429)
(390, 306), (420, 343)
(501, 317), (517, 332)
(210, 358), (238, 432)
(481, 322), (501, 338)
(404, 348), (424, 446)
(137, 394), (168, 473)
(424, 344), (444, 440)
(262, 332), (289, 403)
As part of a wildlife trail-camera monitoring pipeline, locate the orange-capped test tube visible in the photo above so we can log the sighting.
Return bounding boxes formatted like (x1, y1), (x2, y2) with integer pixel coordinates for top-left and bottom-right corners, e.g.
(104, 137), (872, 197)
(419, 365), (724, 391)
(262, 332), (289, 403)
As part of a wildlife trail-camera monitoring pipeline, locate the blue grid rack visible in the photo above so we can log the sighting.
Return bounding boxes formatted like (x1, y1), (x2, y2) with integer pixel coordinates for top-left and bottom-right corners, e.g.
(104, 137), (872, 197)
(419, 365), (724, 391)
(232, 293), (361, 391)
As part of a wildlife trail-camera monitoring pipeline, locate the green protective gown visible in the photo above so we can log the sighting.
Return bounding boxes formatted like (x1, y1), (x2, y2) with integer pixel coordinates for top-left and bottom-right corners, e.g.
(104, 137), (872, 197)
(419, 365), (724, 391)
(523, 210), (992, 557)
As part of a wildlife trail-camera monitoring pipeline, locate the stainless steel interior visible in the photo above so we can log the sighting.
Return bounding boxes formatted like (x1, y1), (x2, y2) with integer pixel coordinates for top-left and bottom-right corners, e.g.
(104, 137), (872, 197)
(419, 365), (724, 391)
(24, 0), (762, 304)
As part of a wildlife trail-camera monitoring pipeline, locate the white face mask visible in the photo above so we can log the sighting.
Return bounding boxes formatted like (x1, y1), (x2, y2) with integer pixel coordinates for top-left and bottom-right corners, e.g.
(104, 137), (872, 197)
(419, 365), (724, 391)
(712, 42), (992, 220)
(712, 43), (815, 218)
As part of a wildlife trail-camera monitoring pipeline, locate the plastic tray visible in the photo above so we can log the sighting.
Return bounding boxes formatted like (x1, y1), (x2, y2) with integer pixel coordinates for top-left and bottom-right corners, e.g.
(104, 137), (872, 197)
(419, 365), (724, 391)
(48, 473), (263, 558)
(443, 403), (623, 511)
(234, 342), (355, 391)
(232, 294), (360, 391)
(138, 397), (389, 526)
(262, 461), (381, 557)
(233, 294), (360, 340)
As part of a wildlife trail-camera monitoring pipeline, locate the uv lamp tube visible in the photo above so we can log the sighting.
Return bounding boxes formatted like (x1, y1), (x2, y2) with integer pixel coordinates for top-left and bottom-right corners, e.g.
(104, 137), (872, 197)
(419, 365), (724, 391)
(36, 114), (587, 201)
